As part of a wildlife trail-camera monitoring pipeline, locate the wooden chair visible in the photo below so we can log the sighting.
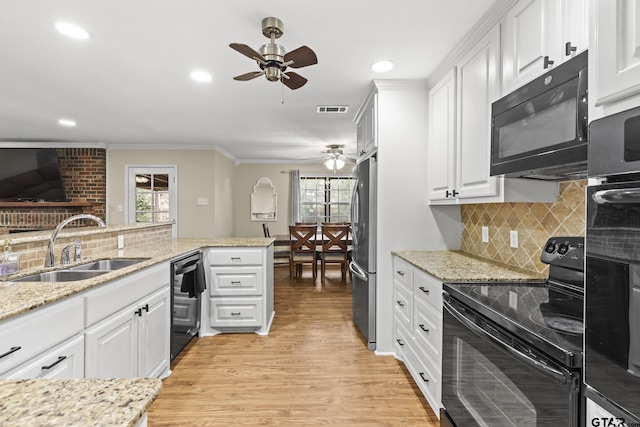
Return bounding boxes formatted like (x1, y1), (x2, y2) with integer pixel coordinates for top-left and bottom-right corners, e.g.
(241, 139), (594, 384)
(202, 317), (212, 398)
(263, 223), (290, 268)
(289, 225), (317, 280)
(319, 224), (350, 281)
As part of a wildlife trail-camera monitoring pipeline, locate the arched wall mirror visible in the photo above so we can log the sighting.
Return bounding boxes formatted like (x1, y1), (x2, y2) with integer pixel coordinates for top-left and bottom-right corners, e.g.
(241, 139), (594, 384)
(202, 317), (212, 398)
(250, 177), (277, 221)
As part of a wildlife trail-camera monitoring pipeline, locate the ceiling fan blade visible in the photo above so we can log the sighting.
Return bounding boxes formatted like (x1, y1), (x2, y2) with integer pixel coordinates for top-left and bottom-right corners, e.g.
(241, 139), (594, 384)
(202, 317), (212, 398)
(229, 43), (266, 63)
(284, 46), (318, 68)
(282, 72), (308, 90)
(233, 71), (264, 81)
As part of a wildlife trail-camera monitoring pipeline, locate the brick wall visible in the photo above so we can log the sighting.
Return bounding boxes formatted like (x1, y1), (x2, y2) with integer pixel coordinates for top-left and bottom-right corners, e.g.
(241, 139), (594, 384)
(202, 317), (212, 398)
(0, 148), (107, 232)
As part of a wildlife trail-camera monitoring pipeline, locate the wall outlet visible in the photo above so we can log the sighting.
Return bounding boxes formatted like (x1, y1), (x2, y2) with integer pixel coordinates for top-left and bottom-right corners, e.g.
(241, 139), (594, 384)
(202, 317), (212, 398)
(481, 226), (489, 243)
(510, 230), (518, 248)
(197, 197), (208, 206)
(117, 235), (124, 249)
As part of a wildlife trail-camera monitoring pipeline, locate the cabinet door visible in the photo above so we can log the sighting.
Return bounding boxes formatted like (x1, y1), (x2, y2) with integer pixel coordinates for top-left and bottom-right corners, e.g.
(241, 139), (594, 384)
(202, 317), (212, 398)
(85, 308), (137, 378)
(456, 25), (500, 199)
(4, 335), (84, 380)
(365, 93), (378, 154)
(593, 0), (640, 106)
(562, 0), (588, 58)
(137, 288), (170, 379)
(502, 0), (560, 93)
(428, 68), (457, 201)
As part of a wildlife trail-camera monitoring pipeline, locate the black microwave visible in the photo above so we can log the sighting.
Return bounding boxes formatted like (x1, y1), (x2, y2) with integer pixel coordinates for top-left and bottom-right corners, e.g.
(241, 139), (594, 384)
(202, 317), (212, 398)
(490, 51), (588, 180)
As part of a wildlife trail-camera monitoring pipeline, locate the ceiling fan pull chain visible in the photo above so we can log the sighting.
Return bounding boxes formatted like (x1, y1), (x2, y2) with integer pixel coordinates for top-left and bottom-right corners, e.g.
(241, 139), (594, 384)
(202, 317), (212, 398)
(281, 80), (285, 104)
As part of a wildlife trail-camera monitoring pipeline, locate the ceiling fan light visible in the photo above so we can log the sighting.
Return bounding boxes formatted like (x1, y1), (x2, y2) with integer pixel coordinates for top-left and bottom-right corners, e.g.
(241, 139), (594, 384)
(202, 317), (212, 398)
(190, 70), (212, 83)
(371, 60), (394, 73)
(264, 66), (281, 82)
(324, 158), (345, 171)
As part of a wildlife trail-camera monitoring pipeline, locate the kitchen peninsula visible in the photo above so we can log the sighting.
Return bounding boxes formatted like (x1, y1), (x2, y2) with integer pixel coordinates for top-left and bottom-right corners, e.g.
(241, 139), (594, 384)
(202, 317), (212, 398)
(0, 222), (274, 426)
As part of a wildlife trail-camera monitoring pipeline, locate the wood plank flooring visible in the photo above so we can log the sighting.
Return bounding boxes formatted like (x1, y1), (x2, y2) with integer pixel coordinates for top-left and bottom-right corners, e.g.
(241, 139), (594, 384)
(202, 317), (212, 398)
(148, 265), (439, 426)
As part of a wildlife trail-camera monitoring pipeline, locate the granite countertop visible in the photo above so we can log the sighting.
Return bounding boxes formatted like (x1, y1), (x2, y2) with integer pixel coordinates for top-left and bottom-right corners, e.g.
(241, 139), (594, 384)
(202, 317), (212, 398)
(392, 250), (546, 282)
(0, 237), (275, 322)
(0, 378), (162, 427)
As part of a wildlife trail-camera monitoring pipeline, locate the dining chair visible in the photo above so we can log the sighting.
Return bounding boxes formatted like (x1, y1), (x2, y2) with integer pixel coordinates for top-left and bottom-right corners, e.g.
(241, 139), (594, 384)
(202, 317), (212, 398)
(289, 225), (318, 280)
(263, 223), (290, 268)
(262, 223), (270, 237)
(319, 224), (350, 281)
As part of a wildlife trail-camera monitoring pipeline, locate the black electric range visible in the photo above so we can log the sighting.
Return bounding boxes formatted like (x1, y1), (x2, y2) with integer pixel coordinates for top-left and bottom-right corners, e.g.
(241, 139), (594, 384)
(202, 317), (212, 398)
(443, 236), (585, 369)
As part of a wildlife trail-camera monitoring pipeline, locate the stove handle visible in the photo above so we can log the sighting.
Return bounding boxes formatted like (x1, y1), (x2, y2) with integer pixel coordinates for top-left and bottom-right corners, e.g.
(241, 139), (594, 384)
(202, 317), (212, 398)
(593, 188), (640, 204)
(443, 298), (571, 386)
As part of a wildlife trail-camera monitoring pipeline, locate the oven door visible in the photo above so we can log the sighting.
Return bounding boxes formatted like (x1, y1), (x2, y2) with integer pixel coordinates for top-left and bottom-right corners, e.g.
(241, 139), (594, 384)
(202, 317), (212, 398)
(442, 296), (581, 427)
(585, 182), (640, 419)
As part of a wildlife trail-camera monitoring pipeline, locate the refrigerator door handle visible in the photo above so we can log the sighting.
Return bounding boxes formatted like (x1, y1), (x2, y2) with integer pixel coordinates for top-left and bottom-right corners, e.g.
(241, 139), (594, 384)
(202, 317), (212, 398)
(351, 177), (360, 249)
(349, 261), (367, 280)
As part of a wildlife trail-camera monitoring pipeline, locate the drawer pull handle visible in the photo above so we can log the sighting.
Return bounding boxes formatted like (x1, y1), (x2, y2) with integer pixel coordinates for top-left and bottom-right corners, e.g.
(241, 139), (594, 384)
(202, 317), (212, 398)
(42, 356), (67, 370)
(418, 286), (429, 294)
(396, 300), (405, 307)
(397, 271), (405, 276)
(419, 324), (429, 333)
(143, 304), (149, 312)
(396, 339), (404, 346)
(231, 281), (241, 285)
(135, 308), (143, 317)
(231, 257), (241, 262)
(0, 346), (21, 359)
(231, 312), (241, 316)
(419, 372), (429, 383)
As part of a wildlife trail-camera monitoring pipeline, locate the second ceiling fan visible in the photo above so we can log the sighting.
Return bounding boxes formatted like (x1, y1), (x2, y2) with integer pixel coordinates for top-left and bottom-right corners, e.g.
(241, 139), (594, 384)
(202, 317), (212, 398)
(229, 17), (318, 90)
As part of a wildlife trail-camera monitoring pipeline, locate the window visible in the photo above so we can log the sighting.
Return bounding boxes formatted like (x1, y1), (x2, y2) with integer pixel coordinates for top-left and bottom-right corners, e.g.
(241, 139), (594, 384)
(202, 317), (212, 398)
(126, 165), (177, 237)
(299, 176), (353, 224)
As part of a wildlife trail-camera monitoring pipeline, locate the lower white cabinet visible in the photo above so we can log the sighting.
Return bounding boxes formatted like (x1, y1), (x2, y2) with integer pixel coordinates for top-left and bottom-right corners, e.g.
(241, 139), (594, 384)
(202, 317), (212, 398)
(392, 255), (443, 417)
(202, 246), (274, 335)
(4, 335), (85, 380)
(85, 279), (170, 379)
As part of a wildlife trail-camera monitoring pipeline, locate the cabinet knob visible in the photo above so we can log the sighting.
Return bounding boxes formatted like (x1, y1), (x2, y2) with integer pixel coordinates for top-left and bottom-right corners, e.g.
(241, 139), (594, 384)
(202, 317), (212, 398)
(135, 308), (143, 317)
(543, 56), (554, 69)
(446, 190), (459, 198)
(143, 304), (149, 312)
(565, 42), (577, 56)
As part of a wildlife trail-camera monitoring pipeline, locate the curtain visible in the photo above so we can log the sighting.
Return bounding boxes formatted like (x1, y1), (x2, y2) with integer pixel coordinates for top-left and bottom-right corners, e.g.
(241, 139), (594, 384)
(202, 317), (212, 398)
(289, 170), (300, 226)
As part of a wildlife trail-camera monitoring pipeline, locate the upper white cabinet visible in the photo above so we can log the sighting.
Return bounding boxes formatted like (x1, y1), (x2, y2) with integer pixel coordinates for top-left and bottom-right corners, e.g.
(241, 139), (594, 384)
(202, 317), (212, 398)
(428, 21), (559, 205)
(428, 69), (457, 201)
(355, 91), (378, 159)
(591, 0), (640, 115)
(502, 0), (588, 93)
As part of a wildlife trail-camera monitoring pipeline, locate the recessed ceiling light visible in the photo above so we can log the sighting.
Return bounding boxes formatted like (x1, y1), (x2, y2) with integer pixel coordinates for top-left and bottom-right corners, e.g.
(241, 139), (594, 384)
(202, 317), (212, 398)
(190, 70), (212, 83)
(371, 60), (394, 73)
(54, 22), (91, 40)
(58, 119), (77, 127)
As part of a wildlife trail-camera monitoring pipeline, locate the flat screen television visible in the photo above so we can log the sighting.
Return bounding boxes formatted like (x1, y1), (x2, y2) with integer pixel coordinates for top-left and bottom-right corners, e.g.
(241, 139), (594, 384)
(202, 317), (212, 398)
(0, 148), (67, 202)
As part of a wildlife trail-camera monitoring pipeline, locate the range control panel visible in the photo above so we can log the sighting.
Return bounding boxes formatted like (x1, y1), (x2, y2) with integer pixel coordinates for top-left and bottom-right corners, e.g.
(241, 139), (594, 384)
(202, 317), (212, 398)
(540, 236), (584, 271)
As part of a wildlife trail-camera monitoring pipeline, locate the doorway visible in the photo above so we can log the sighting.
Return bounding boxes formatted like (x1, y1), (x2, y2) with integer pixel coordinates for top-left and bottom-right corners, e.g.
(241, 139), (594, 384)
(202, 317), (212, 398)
(126, 165), (177, 237)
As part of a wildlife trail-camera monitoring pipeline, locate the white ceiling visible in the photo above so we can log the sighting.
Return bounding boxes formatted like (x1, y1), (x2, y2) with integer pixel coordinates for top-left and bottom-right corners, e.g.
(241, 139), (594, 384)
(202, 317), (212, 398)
(0, 0), (496, 163)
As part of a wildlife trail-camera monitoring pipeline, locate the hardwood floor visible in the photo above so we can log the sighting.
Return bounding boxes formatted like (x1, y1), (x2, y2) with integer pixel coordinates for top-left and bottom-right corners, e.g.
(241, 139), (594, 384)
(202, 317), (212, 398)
(148, 265), (439, 426)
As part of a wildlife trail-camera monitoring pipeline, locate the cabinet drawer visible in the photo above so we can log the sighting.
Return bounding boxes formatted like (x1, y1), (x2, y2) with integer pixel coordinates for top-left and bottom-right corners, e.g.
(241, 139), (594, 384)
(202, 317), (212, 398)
(209, 266), (263, 296)
(393, 257), (413, 288)
(4, 335), (84, 380)
(207, 249), (263, 266)
(393, 282), (413, 329)
(413, 296), (442, 367)
(0, 296), (83, 376)
(405, 342), (441, 413)
(413, 269), (442, 309)
(394, 317), (412, 361)
(209, 297), (263, 328)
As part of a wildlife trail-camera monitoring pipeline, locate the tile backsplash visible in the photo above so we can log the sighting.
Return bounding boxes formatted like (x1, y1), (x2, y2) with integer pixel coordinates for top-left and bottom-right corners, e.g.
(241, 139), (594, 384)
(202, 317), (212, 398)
(461, 180), (586, 274)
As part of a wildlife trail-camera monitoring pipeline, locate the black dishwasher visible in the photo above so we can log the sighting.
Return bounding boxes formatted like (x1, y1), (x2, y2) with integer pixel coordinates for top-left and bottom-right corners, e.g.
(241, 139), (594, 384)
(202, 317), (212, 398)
(170, 251), (205, 360)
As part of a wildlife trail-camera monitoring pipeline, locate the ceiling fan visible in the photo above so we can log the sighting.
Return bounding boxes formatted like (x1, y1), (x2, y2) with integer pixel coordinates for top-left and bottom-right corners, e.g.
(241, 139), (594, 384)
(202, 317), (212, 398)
(322, 145), (356, 173)
(229, 17), (318, 90)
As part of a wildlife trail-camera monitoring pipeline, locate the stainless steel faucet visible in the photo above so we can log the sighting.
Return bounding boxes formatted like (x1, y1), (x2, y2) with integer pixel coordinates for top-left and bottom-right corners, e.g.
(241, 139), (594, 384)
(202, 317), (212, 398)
(45, 214), (106, 268)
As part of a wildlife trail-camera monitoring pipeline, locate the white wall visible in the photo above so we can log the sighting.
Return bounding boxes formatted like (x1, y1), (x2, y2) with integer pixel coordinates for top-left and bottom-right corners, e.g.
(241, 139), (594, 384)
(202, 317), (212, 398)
(373, 80), (461, 354)
(106, 149), (236, 238)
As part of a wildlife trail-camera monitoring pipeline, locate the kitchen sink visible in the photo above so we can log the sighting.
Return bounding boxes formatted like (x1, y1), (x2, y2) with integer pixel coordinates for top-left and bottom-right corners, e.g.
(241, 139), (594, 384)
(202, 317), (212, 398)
(12, 270), (110, 282)
(68, 258), (148, 271)
(12, 258), (148, 282)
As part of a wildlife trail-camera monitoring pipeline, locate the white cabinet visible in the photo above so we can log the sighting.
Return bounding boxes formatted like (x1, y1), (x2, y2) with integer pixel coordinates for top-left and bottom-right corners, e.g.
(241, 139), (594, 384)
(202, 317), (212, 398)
(591, 0), (640, 116)
(0, 296), (83, 378)
(428, 24), (558, 205)
(392, 255), (442, 417)
(502, 0), (588, 93)
(203, 246), (274, 335)
(4, 335), (84, 380)
(84, 262), (170, 379)
(355, 91), (377, 158)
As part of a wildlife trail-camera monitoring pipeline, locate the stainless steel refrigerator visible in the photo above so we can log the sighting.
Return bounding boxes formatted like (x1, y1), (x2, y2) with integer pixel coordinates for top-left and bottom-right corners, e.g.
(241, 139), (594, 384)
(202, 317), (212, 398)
(349, 155), (377, 350)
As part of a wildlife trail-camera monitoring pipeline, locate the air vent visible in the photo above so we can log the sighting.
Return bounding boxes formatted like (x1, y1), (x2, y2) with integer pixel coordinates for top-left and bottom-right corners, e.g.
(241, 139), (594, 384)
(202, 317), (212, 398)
(317, 105), (349, 114)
